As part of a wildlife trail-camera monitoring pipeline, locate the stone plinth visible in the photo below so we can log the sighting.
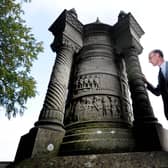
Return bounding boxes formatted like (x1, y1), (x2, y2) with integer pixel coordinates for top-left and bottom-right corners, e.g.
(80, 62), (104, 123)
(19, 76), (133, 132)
(14, 151), (168, 168)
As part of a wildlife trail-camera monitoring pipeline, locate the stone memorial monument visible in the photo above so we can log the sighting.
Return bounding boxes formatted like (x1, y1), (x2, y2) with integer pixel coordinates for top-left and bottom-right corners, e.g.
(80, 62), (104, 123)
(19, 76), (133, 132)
(13, 9), (168, 167)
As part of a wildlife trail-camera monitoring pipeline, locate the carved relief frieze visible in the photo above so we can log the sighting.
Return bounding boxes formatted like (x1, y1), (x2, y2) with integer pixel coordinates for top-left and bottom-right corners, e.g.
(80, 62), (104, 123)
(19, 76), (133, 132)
(74, 74), (100, 91)
(121, 82), (130, 100)
(108, 96), (121, 119)
(62, 38), (81, 53)
(122, 101), (133, 123)
(65, 95), (125, 124)
(66, 12), (83, 33)
(73, 73), (121, 97)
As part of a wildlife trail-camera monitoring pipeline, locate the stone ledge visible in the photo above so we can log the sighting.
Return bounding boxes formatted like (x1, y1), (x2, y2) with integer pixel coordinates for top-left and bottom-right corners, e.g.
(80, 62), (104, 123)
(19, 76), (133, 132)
(13, 151), (168, 168)
(0, 162), (12, 168)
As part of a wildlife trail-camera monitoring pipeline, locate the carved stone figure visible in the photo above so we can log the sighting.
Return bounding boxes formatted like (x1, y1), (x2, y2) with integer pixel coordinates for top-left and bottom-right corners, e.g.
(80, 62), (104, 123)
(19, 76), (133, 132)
(102, 96), (110, 116)
(79, 77), (83, 89)
(88, 77), (93, 88)
(113, 98), (121, 119)
(93, 96), (102, 115)
(83, 77), (89, 88)
(93, 75), (100, 88)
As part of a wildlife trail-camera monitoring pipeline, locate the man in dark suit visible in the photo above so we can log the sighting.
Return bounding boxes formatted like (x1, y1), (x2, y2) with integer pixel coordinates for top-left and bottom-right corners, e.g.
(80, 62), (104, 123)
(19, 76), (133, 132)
(144, 49), (168, 120)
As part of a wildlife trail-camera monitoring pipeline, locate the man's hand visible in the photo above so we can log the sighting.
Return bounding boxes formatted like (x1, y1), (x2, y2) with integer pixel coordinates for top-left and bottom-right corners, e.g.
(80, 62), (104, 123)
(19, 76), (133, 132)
(141, 74), (148, 88)
(142, 74), (148, 83)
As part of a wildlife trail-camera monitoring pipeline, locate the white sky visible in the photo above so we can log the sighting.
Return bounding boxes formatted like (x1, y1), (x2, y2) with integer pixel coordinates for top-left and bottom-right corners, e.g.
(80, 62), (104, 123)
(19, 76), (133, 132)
(1, 0), (168, 161)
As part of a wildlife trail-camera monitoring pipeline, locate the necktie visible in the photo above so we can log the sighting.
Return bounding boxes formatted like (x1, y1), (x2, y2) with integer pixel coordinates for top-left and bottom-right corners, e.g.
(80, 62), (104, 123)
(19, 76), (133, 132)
(159, 67), (166, 88)
(159, 68), (164, 79)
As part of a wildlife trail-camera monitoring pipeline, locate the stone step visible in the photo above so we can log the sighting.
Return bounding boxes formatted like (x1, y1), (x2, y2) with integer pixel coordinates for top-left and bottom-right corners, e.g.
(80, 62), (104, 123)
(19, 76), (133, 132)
(14, 151), (168, 168)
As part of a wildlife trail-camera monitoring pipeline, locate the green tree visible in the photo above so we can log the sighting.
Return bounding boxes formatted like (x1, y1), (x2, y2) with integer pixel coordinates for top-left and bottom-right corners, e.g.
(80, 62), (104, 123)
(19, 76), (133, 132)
(0, 0), (43, 118)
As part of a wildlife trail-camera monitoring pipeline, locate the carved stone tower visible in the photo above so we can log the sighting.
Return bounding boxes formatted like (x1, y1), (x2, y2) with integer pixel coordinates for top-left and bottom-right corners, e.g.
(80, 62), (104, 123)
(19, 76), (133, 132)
(15, 9), (164, 163)
(60, 18), (135, 155)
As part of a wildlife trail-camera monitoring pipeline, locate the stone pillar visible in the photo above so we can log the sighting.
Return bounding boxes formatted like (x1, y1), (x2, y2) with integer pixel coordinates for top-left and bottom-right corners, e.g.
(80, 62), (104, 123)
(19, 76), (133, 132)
(113, 12), (162, 151)
(123, 47), (162, 151)
(123, 47), (156, 122)
(15, 40), (77, 162)
(14, 9), (83, 162)
(36, 39), (76, 129)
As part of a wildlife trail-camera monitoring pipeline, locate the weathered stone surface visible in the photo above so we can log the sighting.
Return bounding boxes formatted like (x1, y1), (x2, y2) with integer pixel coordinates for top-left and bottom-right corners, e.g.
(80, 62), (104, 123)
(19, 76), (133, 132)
(14, 9), (168, 165)
(60, 21), (135, 155)
(13, 152), (168, 168)
(36, 9), (83, 128)
(15, 9), (83, 161)
(15, 127), (65, 162)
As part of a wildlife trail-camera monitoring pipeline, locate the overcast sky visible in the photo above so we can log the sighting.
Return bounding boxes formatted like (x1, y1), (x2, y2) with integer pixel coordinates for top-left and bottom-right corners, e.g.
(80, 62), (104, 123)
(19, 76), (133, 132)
(1, 0), (168, 161)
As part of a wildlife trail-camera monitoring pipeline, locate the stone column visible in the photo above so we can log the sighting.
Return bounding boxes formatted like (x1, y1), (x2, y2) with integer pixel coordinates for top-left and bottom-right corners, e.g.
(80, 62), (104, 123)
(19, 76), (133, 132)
(14, 9), (83, 162)
(112, 12), (162, 151)
(15, 39), (78, 162)
(123, 47), (157, 123)
(36, 39), (76, 129)
(123, 46), (162, 150)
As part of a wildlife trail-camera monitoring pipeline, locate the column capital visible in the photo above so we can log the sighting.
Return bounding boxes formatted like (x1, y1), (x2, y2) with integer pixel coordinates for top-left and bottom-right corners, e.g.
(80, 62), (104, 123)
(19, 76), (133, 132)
(113, 12), (144, 55)
(49, 9), (83, 54)
(51, 36), (81, 54)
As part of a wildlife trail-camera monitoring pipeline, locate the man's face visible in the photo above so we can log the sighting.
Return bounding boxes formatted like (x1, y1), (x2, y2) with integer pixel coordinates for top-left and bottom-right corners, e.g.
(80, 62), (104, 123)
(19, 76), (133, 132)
(149, 52), (160, 66)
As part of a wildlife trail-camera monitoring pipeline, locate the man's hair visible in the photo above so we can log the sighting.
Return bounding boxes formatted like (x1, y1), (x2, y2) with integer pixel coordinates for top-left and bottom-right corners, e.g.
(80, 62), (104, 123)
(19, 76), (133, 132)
(151, 49), (164, 58)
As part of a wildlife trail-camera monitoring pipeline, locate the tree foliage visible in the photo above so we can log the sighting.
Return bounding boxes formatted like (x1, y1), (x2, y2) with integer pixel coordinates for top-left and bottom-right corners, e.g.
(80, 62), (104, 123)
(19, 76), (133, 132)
(0, 0), (43, 118)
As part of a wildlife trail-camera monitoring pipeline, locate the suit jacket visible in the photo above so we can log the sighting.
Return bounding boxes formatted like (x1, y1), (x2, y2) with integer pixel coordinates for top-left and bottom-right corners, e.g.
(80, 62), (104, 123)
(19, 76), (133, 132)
(146, 61), (168, 120)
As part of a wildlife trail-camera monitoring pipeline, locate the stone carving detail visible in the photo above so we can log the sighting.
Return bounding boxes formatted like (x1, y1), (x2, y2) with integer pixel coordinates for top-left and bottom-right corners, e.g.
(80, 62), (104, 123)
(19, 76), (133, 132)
(128, 13), (144, 39)
(66, 95), (124, 123)
(122, 101), (133, 123)
(56, 46), (73, 67)
(121, 83), (130, 100)
(72, 73), (121, 99)
(74, 75), (100, 90)
(45, 82), (64, 110)
(52, 37), (80, 54)
(108, 96), (121, 119)
(39, 40), (75, 123)
(40, 107), (64, 123)
(102, 96), (110, 116)
(66, 12), (83, 33)
(62, 38), (80, 53)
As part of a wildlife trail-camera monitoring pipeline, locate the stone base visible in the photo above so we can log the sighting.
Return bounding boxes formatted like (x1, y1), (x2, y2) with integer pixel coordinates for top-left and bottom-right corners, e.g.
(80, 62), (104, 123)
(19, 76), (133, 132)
(133, 121), (168, 151)
(133, 122), (162, 151)
(14, 127), (65, 163)
(60, 121), (136, 155)
(13, 151), (168, 168)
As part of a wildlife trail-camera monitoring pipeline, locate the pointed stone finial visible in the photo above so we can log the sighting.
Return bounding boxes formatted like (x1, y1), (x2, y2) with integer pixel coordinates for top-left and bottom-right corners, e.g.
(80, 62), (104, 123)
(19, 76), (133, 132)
(68, 8), (78, 18)
(95, 17), (101, 24)
(118, 10), (127, 20)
